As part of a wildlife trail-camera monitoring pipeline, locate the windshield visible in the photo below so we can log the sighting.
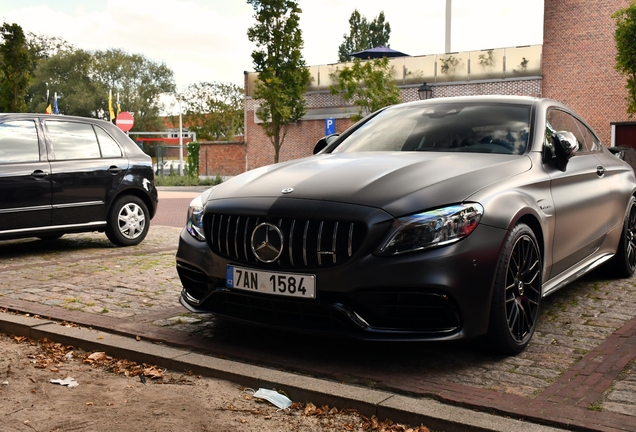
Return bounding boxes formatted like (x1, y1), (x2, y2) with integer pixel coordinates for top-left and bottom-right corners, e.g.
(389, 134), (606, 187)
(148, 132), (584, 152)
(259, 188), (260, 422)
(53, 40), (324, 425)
(333, 102), (532, 155)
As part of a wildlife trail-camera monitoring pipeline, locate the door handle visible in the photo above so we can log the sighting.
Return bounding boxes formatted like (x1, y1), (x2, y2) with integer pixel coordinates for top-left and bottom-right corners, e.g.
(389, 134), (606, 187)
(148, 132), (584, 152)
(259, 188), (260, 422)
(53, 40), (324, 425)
(596, 166), (606, 177)
(108, 166), (122, 175)
(30, 170), (48, 179)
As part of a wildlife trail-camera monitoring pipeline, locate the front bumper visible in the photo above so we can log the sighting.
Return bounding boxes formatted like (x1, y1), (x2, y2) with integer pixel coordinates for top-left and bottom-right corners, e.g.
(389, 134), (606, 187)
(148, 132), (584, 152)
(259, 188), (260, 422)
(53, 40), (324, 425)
(176, 221), (507, 342)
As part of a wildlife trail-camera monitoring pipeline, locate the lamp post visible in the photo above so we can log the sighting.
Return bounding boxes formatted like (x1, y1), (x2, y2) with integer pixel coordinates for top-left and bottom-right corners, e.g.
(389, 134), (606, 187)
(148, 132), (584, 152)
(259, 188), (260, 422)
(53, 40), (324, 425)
(178, 95), (184, 176)
(418, 83), (433, 100)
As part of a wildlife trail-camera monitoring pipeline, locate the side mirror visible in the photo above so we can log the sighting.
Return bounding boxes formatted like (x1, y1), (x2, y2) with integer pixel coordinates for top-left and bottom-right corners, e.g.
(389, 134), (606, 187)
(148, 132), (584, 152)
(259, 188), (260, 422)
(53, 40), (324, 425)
(313, 133), (340, 154)
(552, 130), (579, 171)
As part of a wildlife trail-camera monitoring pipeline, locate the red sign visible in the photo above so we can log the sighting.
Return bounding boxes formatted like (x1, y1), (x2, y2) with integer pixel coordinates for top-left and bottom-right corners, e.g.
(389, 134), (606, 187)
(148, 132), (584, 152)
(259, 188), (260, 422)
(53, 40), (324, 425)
(115, 111), (134, 132)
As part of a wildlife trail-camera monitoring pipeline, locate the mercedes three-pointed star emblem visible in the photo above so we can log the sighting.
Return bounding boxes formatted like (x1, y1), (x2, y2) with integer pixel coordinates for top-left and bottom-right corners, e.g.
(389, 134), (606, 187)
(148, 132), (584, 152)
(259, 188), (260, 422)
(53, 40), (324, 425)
(251, 222), (284, 263)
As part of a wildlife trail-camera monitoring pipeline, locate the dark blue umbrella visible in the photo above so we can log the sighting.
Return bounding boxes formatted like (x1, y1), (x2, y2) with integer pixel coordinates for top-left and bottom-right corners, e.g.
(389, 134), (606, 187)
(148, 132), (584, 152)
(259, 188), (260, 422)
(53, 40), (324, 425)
(349, 45), (409, 59)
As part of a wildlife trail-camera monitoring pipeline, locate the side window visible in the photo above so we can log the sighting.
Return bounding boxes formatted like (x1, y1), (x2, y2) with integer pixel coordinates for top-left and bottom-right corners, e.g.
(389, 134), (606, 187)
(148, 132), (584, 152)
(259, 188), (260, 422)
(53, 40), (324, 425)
(576, 121), (603, 152)
(46, 121), (101, 160)
(546, 109), (589, 153)
(0, 120), (40, 164)
(94, 126), (122, 158)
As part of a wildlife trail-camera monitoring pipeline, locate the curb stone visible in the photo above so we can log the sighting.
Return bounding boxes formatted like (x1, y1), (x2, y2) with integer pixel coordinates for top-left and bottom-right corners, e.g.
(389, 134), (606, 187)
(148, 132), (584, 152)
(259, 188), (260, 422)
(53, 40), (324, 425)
(0, 312), (566, 432)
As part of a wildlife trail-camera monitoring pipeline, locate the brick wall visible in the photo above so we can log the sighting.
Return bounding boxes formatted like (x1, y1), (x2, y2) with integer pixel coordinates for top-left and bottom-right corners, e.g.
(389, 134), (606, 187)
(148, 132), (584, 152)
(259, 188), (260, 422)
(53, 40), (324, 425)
(431, 79), (542, 99)
(543, 0), (630, 145)
(198, 141), (246, 177)
(245, 95), (355, 170)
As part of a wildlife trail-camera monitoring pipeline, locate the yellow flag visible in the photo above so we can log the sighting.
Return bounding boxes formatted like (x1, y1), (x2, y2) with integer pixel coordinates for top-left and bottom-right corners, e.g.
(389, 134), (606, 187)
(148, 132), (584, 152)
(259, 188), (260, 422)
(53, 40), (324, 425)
(108, 90), (115, 121)
(45, 90), (52, 114)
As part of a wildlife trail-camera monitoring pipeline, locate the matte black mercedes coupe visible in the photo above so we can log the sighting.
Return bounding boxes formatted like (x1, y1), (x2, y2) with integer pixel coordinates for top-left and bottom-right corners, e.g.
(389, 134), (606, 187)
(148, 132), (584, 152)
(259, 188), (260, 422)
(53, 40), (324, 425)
(176, 96), (636, 354)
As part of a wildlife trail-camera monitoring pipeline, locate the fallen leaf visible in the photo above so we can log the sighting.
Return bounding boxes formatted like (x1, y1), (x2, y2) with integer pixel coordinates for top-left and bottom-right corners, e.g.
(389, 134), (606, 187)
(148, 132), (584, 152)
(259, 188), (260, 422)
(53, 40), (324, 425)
(87, 352), (107, 361)
(96, 336), (104, 340)
(86, 402), (93, 406)
(136, 336), (141, 341)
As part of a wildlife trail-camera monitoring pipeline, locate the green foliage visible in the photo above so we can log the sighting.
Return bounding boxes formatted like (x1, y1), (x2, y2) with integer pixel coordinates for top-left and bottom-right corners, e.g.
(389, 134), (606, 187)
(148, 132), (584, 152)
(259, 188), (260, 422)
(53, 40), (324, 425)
(440, 55), (460, 76)
(247, 0), (311, 163)
(28, 49), (104, 116)
(337, 10), (391, 62)
(26, 45), (175, 129)
(185, 142), (200, 178)
(613, 2), (636, 117)
(92, 49), (175, 130)
(154, 174), (222, 187)
(0, 23), (31, 112)
(329, 57), (401, 121)
(478, 50), (494, 68)
(180, 82), (243, 141)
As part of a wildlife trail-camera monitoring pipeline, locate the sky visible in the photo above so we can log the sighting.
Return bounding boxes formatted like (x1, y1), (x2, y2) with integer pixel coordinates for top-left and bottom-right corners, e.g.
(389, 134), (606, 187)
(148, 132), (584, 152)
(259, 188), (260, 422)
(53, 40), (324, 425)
(1, 0), (544, 91)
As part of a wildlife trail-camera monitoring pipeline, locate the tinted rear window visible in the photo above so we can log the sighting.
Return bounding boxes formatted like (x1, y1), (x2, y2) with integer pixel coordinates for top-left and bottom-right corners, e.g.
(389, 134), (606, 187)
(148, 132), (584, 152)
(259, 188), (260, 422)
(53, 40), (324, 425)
(0, 120), (40, 164)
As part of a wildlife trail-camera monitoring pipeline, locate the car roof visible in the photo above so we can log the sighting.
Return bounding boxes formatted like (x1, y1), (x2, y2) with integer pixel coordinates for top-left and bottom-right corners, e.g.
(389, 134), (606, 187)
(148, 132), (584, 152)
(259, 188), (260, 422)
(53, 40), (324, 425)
(0, 113), (144, 155)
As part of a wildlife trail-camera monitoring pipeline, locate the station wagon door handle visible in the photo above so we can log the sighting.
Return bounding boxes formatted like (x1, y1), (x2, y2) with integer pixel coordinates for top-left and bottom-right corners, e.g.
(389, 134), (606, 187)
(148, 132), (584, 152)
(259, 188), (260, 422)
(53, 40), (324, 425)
(596, 166), (606, 177)
(30, 169), (48, 179)
(108, 166), (122, 175)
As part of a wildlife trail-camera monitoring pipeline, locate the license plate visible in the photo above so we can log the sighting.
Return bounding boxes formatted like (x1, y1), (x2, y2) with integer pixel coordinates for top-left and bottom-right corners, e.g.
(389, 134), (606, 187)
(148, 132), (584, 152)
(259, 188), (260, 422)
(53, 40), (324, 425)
(226, 265), (316, 299)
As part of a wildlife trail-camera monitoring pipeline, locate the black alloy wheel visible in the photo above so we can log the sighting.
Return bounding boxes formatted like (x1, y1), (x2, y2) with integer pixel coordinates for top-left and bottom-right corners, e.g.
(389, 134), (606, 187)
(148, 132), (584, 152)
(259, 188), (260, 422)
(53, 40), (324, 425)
(605, 196), (636, 278)
(488, 223), (542, 355)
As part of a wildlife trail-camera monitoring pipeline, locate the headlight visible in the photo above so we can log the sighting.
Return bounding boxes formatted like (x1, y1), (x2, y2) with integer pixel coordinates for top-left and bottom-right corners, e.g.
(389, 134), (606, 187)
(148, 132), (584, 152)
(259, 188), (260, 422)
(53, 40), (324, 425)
(377, 203), (484, 256)
(186, 194), (205, 241)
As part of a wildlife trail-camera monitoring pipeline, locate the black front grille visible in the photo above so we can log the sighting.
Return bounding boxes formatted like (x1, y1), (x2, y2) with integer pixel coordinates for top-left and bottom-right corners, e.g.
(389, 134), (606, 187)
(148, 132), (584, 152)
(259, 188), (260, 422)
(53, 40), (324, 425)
(205, 214), (366, 269)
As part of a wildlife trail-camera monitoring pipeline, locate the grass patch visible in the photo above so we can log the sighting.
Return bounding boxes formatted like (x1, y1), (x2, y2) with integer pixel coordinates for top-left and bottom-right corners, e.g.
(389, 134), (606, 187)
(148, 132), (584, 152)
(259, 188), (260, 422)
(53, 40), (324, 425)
(101, 307), (109, 313)
(64, 297), (81, 303)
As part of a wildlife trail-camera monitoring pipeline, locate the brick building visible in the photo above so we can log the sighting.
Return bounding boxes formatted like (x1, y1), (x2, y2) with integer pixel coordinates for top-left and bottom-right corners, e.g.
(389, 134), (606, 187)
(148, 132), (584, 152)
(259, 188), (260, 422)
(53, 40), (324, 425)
(202, 0), (633, 176)
(542, 0), (631, 146)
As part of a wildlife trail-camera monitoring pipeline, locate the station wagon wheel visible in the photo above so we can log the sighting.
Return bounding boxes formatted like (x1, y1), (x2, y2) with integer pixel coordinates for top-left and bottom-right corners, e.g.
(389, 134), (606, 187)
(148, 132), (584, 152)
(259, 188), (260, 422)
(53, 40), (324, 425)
(105, 195), (150, 246)
(605, 196), (636, 278)
(488, 223), (542, 355)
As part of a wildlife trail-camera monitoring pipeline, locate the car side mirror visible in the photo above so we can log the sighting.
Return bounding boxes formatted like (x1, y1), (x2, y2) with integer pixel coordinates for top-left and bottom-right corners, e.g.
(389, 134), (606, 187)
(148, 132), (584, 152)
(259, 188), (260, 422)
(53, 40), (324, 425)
(552, 130), (579, 171)
(313, 134), (340, 154)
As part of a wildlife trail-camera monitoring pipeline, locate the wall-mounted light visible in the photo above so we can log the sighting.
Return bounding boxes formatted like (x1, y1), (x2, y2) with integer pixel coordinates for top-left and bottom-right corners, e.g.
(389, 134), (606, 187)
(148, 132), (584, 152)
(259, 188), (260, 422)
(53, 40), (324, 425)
(418, 83), (433, 100)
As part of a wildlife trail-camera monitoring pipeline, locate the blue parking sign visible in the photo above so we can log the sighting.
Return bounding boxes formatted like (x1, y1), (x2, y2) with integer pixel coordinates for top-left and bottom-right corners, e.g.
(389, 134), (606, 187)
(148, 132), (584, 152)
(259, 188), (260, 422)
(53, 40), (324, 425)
(325, 118), (335, 135)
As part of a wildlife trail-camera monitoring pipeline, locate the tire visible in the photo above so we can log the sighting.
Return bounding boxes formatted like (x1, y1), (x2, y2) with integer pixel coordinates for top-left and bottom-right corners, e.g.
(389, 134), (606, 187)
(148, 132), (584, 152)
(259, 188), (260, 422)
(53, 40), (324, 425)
(487, 223), (542, 355)
(604, 196), (636, 278)
(105, 195), (150, 246)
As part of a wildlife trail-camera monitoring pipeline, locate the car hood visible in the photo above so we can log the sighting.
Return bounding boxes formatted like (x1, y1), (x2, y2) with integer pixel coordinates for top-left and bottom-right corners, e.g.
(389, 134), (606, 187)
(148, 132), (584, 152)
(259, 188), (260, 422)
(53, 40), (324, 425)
(210, 152), (532, 216)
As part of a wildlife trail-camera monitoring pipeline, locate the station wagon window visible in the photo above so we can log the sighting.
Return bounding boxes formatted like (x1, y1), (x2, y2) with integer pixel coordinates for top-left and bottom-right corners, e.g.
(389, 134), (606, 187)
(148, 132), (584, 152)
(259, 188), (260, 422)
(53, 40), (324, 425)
(0, 120), (40, 164)
(95, 126), (122, 157)
(46, 121), (101, 160)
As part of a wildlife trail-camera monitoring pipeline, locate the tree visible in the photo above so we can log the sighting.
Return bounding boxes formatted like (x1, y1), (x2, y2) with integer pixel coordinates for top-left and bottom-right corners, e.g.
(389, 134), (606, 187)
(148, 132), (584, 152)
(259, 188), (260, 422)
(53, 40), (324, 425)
(614, 2), (636, 117)
(93, 49), (175, 131)
(337, 10), (391, 62)
(0, 23), (31, 112)
(247, 0), (311, 163)
(27, 47), (175, 129)
(329, 57), (401, 121)
(26, 32), (74, 61)
(180, 82), (244, 141)
(28, 49), (104, 116)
